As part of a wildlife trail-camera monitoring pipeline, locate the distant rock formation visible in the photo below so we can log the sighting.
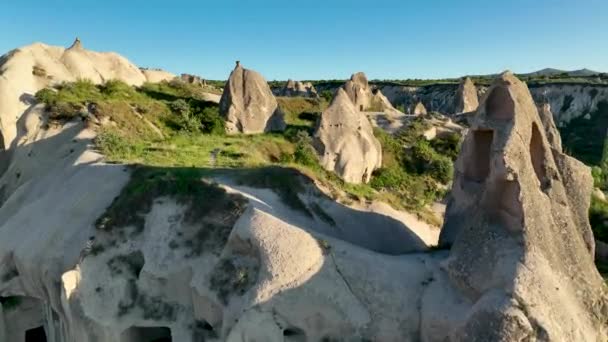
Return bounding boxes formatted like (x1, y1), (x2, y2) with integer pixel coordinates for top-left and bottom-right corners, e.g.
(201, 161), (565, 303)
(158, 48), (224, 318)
(180, 73), (206, 86)
(219, 62), (285, 134)
(454, 77), (479, 113)
(411, 101), (427, 115)
(279, 79), (317, 97)
(313, 88), (382, 183)
(439, 71), (607, 340)
(342, 72), (373, 111)
(140, 68), (176, 83)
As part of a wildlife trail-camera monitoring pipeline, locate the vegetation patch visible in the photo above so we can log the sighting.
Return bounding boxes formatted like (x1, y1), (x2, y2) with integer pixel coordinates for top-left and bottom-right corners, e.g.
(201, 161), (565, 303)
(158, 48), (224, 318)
(95, 167), (248, 258)
(209, 256), (259, 304)
(0, 296), (21, 310)
(560, 101), (608, 167)
(107, 252), (145, 277)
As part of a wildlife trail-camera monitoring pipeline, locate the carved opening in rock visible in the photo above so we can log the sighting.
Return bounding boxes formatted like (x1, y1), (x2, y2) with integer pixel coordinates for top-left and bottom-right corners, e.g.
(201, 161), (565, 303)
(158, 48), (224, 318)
(25, 326), (47, 342)
(463, 130), (494, 182)
(283, 327), (306, 342)
(530, 122), (549, 189)
(360, 105), (364, 111)
(485, 86), (515, 120)
(193, 319), (217, 340)
(120, 326), (172, 342)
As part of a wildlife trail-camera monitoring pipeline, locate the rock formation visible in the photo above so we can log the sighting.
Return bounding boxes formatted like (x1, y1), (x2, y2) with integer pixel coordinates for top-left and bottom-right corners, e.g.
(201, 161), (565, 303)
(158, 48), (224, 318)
(0, 39), (148, 149)
(219, 62), (285, 134)
(537, 102), (562, 151)
(180, 73), (206, 86)
(278, 79), (318, 97)
(342, 72), (373, 111)
(439, 71), (607, 340)
(454, 77), (479, 113)
(140, 68), (176, 83)
(313, 88), (382, 183)
(1, 40), (607, 341)
(411, 101), (428, 115)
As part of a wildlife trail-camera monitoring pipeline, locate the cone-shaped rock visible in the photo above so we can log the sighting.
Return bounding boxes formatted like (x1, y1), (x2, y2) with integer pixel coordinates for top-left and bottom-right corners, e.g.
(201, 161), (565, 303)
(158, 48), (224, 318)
(439, 72), (607, 340)
(412, 101), (427, 115)
(313, 88), (382, 183)
(454, 77), (479, 113)
(342, 72), (373, 111)
(219, 62), (285, 134)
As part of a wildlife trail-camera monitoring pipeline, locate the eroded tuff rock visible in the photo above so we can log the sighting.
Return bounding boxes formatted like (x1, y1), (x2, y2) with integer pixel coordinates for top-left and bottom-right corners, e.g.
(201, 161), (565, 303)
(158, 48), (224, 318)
(0, 39), (160, 149)
(313, 88), (382, 184)
(341, 72), (401, 114)
(537, 102), (562, 151)
(219, 62), (285, 134)
(454, 77), (479, 113)
(278, 79), (317, 97)
(439, 72), (608, 340)
(411, 101), (428, 115)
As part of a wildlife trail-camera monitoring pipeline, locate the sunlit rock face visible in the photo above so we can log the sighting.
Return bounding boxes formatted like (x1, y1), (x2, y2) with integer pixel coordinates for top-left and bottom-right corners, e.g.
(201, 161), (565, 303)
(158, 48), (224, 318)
(219, 62), (285, 134)
(439, 71), (608, 341)
(313, 88), (382, 184)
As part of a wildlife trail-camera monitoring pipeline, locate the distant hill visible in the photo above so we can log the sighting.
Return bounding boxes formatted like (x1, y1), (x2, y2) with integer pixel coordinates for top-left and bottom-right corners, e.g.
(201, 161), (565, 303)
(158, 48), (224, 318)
(521, 68), (603, 77)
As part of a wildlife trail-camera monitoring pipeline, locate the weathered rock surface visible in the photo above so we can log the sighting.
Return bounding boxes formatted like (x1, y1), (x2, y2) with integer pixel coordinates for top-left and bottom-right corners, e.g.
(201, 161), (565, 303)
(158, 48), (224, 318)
(313, 88), (382, 184)
(537, 102), (562, 151)
(141, 68), (176, 83)
(439, 71), (608, 340)
(411, 101), (428, 115)
(0, 39), (149, 149)
(277, 79), (317, 97)
(342, 72), (373, 111)
(219, 62), (285, 134)
(454, 77), (479, 113)
(180, 73), (206, 86)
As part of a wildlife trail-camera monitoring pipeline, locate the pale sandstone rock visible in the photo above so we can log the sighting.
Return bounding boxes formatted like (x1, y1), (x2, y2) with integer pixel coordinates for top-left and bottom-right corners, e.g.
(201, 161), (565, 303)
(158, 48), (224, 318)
(454, 77), (479, 113)
(537, 102), (562, 151)
(412, 101), (428, 115)
(0, 38), (148, 149)
(219, 62), (285, 134)
(279, 79), (317, 97)
(313, 88), (382, 183)
(438, 71), (608, 341)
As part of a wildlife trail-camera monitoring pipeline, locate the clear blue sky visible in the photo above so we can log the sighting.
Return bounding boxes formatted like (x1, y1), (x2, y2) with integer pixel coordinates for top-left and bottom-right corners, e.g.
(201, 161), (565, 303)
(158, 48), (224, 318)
(1, 0), (606, 81)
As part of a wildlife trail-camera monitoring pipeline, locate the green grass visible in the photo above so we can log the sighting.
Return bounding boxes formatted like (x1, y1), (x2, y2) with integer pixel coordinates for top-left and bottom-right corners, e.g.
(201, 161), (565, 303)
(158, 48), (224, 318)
(37, 79), (456, 226)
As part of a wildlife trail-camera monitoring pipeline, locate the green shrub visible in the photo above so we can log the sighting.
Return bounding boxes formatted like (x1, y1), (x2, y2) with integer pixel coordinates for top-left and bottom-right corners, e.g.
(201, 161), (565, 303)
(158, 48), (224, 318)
(590, 195), (608, 242)
(320, 90), (334, 103)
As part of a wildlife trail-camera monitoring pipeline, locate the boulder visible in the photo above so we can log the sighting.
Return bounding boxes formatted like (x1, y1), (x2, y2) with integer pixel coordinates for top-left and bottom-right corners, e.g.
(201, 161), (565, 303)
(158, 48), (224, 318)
(279, 79), (317, 97)
(438, 72), (608, 340)
(313, 88), (382, 183)
(219, 62), (285, 134)
(454, 77), (479, 113)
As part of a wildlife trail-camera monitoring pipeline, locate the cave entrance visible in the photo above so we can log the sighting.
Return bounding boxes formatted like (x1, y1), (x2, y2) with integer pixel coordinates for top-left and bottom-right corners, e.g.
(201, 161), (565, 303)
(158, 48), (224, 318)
(120, 326), (172, 342)
(25, 326), (47, 342)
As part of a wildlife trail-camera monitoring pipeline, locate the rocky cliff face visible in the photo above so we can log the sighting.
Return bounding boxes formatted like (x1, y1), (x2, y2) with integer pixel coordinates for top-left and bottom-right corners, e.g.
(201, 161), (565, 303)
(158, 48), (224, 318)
(379, 81), (608, 124)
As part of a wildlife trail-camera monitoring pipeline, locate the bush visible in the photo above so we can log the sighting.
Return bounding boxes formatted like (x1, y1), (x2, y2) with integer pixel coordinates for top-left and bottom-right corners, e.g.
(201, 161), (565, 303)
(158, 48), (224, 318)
(590, 195), (608, 243)
(320, 90), (334, 103)
(292, 131), (318, 167)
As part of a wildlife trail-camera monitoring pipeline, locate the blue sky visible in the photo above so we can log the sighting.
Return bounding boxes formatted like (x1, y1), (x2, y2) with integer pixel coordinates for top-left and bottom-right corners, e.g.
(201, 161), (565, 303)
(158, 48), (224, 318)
(1, 0), (606, 80)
